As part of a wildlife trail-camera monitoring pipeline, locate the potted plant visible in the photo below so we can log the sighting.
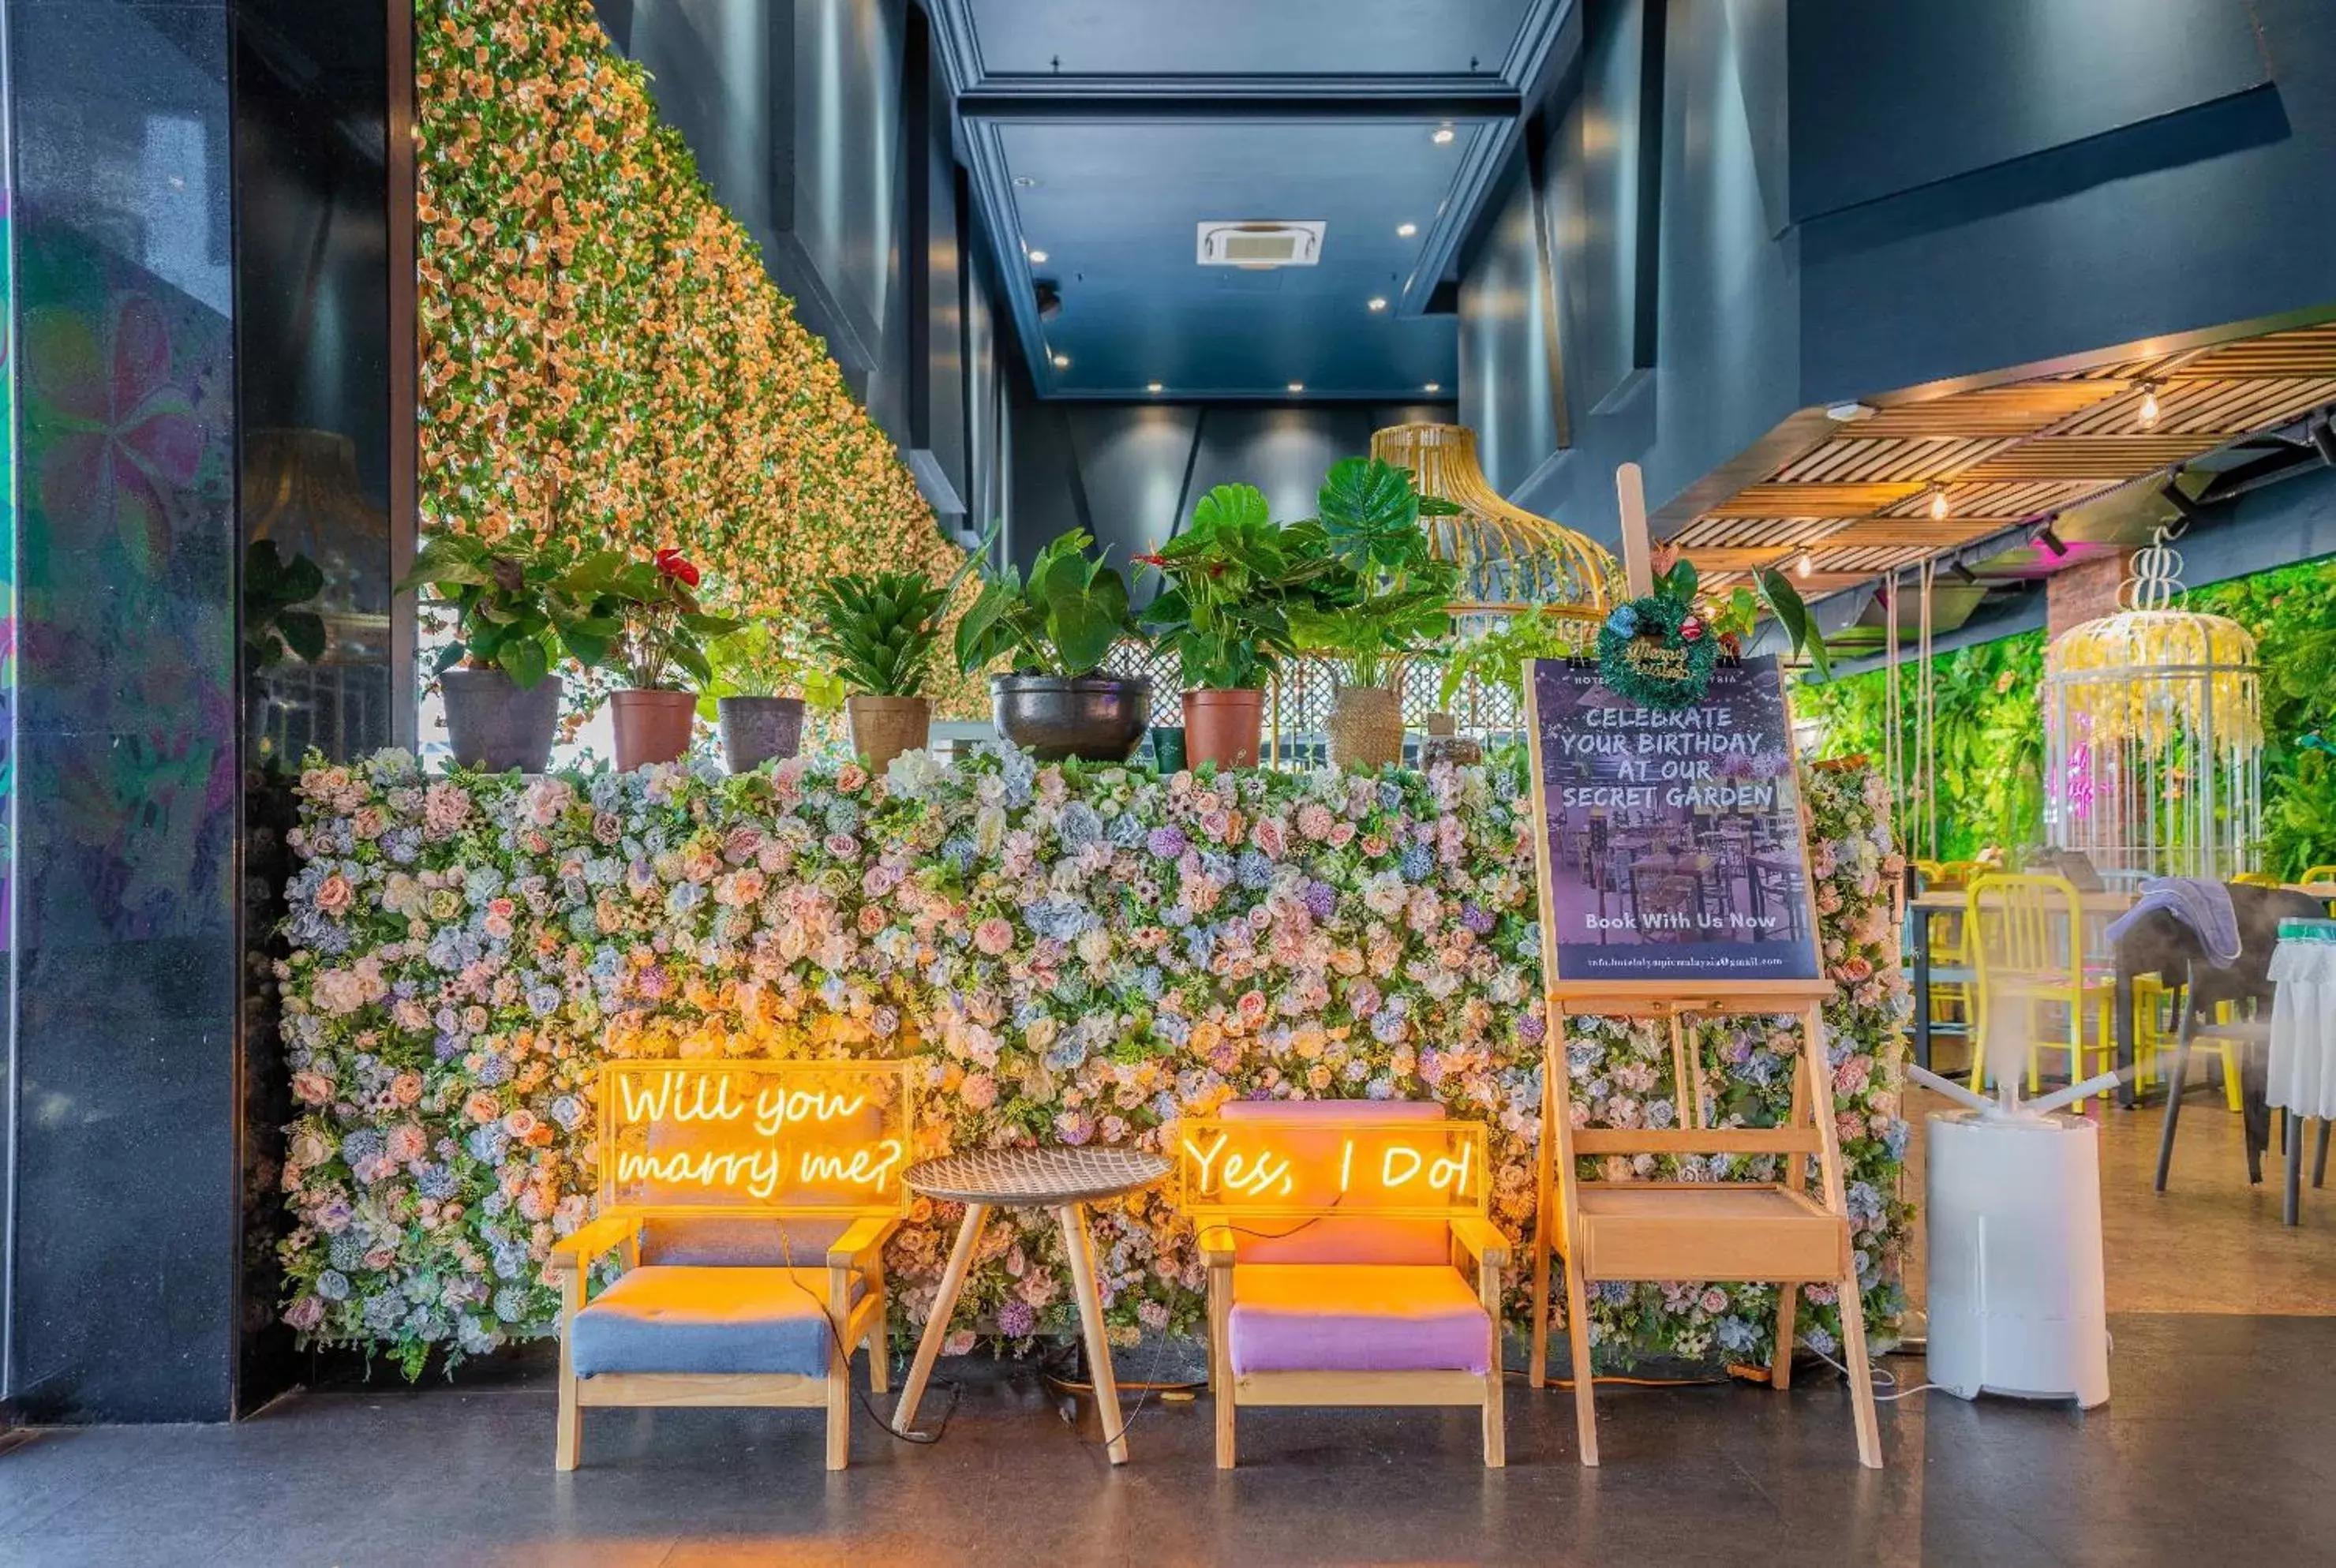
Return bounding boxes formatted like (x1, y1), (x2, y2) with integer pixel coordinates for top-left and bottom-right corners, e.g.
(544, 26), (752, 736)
(1290, 457), (1462, 770)
(954, 526), (1148, 760)
(1136, 484), (1341, 769)
(695, 621), (845, 773)
(603, 548), (741, 769)
(397, 535), (624, 773)
(807, 555), (979, 771)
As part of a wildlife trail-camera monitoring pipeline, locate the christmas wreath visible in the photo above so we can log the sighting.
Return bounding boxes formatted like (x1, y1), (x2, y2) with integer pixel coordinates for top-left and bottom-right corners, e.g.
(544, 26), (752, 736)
(1597, 558), (1716, 709)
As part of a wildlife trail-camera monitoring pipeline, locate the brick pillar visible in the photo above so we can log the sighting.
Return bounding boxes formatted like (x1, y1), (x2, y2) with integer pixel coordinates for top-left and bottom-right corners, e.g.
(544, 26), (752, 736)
(2045, 549), (2137, 640)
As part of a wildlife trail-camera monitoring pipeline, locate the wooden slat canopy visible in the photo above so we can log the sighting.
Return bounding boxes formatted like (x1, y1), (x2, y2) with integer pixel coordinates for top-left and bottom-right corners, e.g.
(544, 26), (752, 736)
(1672, 316), (2336, 587)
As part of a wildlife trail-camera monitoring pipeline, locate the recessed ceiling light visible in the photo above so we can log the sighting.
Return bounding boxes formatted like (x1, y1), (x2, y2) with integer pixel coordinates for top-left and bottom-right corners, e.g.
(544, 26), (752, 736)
(1052, 354), (1071, 369)
(1432, 125), (1456, 145)
(1424, 382), (1441, 393)
(1367, 297), (1387, 312)
(1147, 382), (1163, 393)
(1013, 175), (1039, 188)
(1287, 382), (1304, 393)
(1396, 222), (1417, 238)
(1028, 249), (1048, 264)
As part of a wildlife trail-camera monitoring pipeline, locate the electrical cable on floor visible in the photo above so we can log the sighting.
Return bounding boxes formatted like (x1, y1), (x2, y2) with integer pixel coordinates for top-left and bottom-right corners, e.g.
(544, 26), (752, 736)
(777, 1234), (962, 1446)
(1804, 1343), (1945, 1402)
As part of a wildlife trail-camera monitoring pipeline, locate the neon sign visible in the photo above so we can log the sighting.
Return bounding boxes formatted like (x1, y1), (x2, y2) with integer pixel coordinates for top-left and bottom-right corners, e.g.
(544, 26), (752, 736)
(1174, 1117), (1488, 1218)
(598, 1060), (912, 1214)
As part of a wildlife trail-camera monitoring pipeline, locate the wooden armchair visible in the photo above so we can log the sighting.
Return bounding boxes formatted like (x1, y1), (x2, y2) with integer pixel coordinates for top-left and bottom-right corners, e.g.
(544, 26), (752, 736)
(1181, 1101), (1507, 1469)
(548, 1060), (912, 1472)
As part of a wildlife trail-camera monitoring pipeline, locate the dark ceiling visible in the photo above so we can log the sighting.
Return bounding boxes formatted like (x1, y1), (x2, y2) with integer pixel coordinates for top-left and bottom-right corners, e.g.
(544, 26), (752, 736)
(930, 0), (1574, 401)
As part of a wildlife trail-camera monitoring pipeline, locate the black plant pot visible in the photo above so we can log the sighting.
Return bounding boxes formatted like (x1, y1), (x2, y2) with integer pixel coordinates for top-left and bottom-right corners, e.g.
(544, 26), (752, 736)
(990, 674), (1151, 762)
(717, 694), (807, 773)
(440, 667), (561, 774)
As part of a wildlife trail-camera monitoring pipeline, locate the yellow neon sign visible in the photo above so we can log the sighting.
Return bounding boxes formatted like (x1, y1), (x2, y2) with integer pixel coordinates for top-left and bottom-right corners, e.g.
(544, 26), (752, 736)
(1174, 1117), (1488, 1218)
(598, 1060), (912, 1215)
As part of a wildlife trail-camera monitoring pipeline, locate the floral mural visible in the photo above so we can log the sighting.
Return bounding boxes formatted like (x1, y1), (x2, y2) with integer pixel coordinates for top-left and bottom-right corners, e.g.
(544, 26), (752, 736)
(275, 749), (1910, 1378)
(415, 0), (969, 682)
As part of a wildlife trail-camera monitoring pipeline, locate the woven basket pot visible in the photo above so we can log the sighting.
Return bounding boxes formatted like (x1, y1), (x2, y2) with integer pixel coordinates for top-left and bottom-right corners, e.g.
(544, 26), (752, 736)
(610, 688), (697, 770)
(846, 694), (931, 772)
(1327, 685), (1405, 771)
(717, 694), (806, 773)
(1181, 687), (1264, 770)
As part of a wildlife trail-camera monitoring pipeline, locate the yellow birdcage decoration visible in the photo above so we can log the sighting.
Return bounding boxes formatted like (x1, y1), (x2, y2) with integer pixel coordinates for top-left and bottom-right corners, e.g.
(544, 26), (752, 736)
(2042, 527), (2263, 878)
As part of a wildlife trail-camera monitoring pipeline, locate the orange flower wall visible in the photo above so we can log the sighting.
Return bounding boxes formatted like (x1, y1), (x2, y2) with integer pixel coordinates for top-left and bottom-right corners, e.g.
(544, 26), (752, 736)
(415, 0), (976, 703)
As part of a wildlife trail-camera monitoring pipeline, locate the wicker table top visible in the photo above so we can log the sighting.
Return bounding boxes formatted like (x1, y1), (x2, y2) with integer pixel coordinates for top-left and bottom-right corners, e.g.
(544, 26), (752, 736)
(905, 1145), (1171, 1206)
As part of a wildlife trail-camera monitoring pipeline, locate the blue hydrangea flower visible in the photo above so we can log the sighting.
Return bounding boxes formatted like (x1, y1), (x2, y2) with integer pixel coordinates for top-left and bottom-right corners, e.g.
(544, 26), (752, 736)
(1597, 1280), (1634, 1304)
(1147, 825), (1188, 859)
(1846, 1181), (1883, 1225)
(1713, 1315), (1758, 1353)
(462, 866), (505, 905)
(492, 1286), (530, 1323)
(329, 1233), (369, 1270)
(1054, 971), (1091, 1005)
(340, 1129), (385, 1167)
(363, 1293), (406, 1333)
(1199, 851), (1234, 884)
(1399, 843), (1436, 881)
(549, 1095), (586, 1130)
(1044, 1035), (1088, 1072)
(477, 1053), (512, 1087)
(383, 826), (421, 864)
(1058, 801), (1103, 851)
(316, 1269), (350, 1301)
(1803, 1326), (1837, 1357)
(1106, 811), (1147, 849)
(1377, 780), (1404, 813)
(1604, 604), (1640, 637)
(1461, 902), (1496, 934)
(416, 1164), (460, 1200)
(825, 799), (861, 833)
(1304, 881), (1338, 921)
(1236, 850), (1274, 889)
(1025, 896), (1091, 941)
(1182, 926), (1215, 967)
(464, 1125), (510, 1165)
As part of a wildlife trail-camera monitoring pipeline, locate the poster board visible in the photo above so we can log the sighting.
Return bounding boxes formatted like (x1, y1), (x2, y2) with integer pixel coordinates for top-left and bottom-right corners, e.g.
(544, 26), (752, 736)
(597, 1059), (912, 1216)
(1522, 655), (1823, 990)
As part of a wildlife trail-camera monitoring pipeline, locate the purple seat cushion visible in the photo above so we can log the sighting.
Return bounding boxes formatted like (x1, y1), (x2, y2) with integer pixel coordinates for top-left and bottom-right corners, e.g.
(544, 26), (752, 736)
(1214, 1099), (1453, 1266)
(1227, 1263), (1492, 1375)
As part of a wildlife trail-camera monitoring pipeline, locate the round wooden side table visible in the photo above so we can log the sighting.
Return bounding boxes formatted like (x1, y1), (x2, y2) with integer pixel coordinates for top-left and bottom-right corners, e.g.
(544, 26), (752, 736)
(892, 1145), (1171, 1464)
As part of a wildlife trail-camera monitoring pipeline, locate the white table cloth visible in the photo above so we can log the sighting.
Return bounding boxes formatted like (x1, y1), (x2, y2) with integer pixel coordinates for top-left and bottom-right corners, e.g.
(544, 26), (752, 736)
(2267, 934), (2336, 1119)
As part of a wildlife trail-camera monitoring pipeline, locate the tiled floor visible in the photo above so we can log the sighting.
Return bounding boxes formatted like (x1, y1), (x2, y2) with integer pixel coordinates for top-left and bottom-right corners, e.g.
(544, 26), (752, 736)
(4, 1312), (2335, 1566)
(6, 1096), (2332, 1566)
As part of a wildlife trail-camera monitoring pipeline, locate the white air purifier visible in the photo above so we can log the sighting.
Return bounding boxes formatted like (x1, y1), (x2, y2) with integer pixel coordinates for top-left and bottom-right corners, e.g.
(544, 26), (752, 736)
(1922, 1107), (2111, 1408)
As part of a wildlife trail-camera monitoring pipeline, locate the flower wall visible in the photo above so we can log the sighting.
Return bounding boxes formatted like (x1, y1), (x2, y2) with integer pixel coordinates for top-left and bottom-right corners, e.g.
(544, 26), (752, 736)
(416, 0), (964, 653)
(275, 751), (1910, 1377)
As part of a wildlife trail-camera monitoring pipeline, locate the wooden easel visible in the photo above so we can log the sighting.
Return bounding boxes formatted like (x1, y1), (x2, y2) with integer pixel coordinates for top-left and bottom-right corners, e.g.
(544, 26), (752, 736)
(1519, 467), (1882, 1469)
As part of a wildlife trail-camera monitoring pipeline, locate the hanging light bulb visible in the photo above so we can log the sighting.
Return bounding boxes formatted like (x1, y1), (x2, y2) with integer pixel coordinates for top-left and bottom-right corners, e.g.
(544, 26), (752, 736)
(2138, 381), (2162, 428)
(1929, 483), (1950, 521)
(1797, 551), (1814, 578)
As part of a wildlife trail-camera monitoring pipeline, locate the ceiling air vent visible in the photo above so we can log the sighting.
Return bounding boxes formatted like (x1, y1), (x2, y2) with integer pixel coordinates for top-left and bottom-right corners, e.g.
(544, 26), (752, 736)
(1196, 221), (1325, 269)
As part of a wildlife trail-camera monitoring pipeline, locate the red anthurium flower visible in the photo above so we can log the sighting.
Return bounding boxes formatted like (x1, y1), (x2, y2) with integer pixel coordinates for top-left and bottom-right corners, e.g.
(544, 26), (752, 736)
(1131, 552), (1166, 568)
(654, 548), (701, 587)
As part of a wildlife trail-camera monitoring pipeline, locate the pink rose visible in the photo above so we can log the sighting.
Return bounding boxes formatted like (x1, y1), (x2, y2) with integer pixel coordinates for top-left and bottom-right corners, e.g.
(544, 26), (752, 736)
(285, 1297), (325, 1331)
(961, 1073), (998, 1110)
(291, 1070), (334, 1106)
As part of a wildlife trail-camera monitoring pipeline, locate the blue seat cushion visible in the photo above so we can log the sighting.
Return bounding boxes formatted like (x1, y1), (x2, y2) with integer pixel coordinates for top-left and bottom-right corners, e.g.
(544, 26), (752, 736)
(571, 1266), (859, 1379)
(637, 1217), (851, 1268)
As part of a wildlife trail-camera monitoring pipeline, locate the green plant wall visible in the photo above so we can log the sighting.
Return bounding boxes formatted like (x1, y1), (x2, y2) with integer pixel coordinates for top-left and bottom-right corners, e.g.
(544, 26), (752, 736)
(1795, 556), (2336, 873)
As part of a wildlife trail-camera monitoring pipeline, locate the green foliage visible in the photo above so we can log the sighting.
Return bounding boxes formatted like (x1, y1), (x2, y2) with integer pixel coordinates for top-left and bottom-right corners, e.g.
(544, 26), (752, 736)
(1437, 605), (1589, 709)
(244, 540), (328, 673)
(693, 622), (845, 719)
(1799, 556), (2336, 870)
(1290, 457), (1462, 687)
(397, 533), (628, 690)
(810, 556), (981, 698)
(600, 552), (742, 690)
(2188, 556), (2336, 875)
(1137, 484), (1342, 690)
(1796, 631), (2049, 863)
(954, 527), (1137, 679)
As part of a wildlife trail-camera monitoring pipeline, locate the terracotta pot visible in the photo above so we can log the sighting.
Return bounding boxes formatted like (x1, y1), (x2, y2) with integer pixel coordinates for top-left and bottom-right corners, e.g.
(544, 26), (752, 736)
(846, 694), (931, 772)
(1181, 687), (1264, 770)
(1327, 685), (1405, 772)
(440, 667), (561, 774)
(610, 688), (698, 770)
(717, 694), (806, 773)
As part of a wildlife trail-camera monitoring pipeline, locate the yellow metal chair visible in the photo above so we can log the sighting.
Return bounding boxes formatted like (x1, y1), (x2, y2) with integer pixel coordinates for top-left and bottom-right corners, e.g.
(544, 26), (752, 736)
(1967, 874), (2118, 1110)
(2232, 872), (2282, 889)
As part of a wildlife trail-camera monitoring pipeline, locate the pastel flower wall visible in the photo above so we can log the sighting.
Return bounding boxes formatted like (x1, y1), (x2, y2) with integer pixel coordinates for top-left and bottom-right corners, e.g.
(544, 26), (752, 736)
(416, 0), (972, 702)
(275, 750), (1910, 1377)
